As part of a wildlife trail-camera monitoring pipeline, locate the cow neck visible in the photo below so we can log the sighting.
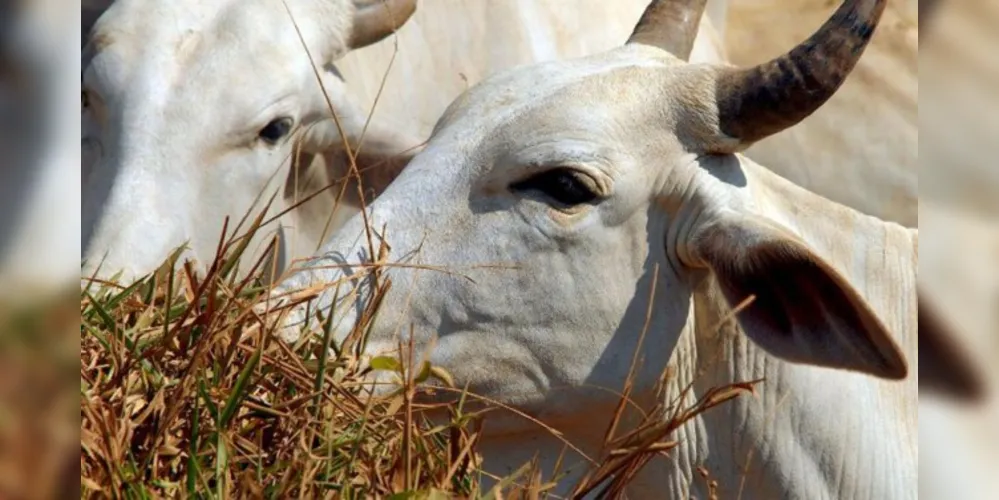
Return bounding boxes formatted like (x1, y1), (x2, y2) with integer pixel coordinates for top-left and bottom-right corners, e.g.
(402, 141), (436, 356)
(665, 156), (919, 499)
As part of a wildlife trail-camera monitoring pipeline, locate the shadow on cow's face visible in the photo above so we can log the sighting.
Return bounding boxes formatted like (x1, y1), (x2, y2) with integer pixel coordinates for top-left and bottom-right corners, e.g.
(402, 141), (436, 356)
(80, 0), (416, 284)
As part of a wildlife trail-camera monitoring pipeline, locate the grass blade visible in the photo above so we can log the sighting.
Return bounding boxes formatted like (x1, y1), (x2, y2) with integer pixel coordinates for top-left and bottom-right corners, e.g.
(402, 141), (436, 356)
(219, 348), (261, 428)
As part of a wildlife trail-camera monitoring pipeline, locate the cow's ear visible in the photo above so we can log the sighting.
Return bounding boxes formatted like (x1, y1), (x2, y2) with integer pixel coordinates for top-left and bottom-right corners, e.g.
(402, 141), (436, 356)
(918, 292), (987, 403)
(689, 212), (908, 380)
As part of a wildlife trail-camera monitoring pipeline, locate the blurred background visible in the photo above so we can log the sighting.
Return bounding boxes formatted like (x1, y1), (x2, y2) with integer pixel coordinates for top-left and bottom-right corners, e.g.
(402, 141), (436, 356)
(1, 0), (996, 497)
(916, 1), (999, 498)
(0, 0), (79, 498)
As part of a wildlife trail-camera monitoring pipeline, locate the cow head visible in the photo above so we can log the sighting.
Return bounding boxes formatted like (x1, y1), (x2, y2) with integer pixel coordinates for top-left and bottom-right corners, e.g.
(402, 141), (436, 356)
(82, 0), (420, 284)
(271, 0), (921, 432)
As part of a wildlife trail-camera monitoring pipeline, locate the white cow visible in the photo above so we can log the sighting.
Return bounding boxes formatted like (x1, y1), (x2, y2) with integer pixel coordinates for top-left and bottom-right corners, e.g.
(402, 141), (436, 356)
(268, 0), (971, 496)
(82, 0), (706, 285)
(82, 0), (423, 284)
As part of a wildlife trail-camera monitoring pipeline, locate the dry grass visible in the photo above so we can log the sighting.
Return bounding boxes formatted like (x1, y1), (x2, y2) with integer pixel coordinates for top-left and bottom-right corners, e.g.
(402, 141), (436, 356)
(78, 206), (759, 499)
(80, 213), (485, 498)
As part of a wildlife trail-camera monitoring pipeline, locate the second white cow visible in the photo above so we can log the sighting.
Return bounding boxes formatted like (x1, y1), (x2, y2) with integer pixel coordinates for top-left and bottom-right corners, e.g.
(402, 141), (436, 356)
(82, 0), (422, 283)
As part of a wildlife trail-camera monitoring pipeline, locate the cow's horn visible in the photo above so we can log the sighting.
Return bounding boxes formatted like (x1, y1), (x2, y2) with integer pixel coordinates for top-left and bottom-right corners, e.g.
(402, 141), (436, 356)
(712, 0), (886, 149)
(349, 0), (417, 49)
(627, 0), (709, 61)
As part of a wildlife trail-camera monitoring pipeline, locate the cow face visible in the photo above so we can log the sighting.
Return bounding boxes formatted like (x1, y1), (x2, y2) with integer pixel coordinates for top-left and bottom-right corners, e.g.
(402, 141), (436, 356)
(82, 0), (417, 283)
(274, 0), (909, 431)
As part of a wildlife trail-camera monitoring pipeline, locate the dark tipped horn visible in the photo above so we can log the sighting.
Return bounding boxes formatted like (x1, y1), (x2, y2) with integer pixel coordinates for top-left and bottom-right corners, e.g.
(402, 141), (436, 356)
(713, 0), (886, 148)
(349, 0), (417, 50)
(627, 0), (709, 61)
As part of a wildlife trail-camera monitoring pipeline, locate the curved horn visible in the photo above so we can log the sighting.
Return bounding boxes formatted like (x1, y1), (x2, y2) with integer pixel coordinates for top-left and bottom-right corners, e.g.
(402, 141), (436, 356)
(348, 0), (417, 50)
(627, 0), (709, 61)
(713, 0), (886, 148)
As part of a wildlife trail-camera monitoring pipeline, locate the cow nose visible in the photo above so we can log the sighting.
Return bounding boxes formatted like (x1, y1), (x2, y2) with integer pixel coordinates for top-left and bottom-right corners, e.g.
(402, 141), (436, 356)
(266, 201), (407, 336)
(263, 247), (382, 347)
(257, 270), (415, 400)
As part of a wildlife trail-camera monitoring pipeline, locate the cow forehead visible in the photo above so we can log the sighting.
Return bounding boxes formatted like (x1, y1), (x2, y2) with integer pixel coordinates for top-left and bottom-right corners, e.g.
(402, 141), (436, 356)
(86, 0), (351, 131)
(439, 48), (673, 130)
(88, 0), (346, 92)
(95, 0), (348, 39)
(428, 48), (684, 176)
(94, 1), (265, 49)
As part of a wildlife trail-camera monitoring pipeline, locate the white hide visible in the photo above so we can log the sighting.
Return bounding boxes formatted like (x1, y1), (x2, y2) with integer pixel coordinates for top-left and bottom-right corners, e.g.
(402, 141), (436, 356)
(81, 0), (364, 283)
(81, 0), (433, 285)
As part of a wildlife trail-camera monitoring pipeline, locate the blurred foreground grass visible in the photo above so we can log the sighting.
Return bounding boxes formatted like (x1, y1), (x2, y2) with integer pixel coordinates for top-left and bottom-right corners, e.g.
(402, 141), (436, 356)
(0, 290), (79, 499)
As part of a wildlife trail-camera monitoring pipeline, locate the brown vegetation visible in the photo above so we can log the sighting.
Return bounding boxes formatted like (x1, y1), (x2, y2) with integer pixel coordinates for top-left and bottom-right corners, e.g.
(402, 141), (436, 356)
(79, 209), (755, 498)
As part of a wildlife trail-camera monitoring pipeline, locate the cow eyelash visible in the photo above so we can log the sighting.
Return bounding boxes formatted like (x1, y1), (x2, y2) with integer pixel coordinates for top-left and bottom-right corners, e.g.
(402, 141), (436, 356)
(510, 167), (600, 207)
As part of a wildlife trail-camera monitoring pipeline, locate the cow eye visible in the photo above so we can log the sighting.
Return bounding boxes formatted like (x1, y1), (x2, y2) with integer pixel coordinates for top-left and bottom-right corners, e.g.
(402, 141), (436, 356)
(510, 168), (599, 207)
(259, 117), (294, 145)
